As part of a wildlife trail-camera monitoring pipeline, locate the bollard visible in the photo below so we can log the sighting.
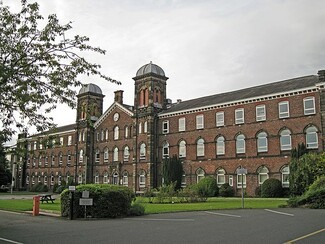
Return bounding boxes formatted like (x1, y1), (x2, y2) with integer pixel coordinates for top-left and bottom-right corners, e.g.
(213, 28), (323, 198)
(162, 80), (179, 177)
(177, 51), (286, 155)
(32, 195), (40, 216)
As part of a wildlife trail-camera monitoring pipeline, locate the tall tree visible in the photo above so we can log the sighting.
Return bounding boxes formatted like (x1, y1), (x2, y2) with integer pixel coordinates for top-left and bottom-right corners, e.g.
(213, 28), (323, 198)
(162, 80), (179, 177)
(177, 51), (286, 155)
(0, 135), (11, 186)
(0, 0), (120, 140)
(162, 155), (183, 190)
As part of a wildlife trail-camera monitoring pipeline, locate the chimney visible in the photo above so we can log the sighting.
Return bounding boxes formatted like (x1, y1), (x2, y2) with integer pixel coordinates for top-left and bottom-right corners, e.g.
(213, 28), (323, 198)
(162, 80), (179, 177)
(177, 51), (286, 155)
(114, 90), (124, 104)
(318, 70), (325, 82)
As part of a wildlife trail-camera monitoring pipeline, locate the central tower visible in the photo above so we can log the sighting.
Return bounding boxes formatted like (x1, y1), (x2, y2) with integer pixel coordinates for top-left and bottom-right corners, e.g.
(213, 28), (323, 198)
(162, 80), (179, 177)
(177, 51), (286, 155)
(133, 62), (168, 190)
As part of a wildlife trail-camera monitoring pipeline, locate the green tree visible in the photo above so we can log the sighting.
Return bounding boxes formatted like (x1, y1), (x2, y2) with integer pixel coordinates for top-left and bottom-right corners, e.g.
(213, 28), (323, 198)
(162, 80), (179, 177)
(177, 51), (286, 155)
(289, 152), (325, 196)
(162, 155), (183, 190)
(0, 135), (11, 186)
(0, 0), (120, 140)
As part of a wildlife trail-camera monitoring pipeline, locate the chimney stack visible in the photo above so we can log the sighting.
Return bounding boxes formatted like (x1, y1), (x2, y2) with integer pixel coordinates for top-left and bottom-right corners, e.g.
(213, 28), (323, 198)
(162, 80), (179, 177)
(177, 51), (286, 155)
(318, 70), (325, 82)
(114, 90), (124, 104)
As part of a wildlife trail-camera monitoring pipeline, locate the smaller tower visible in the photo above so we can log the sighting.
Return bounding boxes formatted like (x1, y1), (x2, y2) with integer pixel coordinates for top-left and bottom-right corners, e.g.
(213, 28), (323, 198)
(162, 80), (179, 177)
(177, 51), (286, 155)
(76, 83), (105, 183)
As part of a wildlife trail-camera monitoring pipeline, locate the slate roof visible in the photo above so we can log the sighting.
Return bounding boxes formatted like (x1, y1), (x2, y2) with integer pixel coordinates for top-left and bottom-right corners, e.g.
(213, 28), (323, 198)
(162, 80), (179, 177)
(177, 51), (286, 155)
(29, 123), (76, 138)
(161, 75), (319, 115)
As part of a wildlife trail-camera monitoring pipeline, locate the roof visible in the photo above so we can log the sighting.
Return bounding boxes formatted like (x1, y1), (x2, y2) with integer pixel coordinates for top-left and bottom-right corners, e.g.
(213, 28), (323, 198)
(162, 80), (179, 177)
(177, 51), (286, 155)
(135, 61), (165, 77)
(29, 123), (76, 138)
(78, 83), (102, 95)
(161, 75), (319, 115)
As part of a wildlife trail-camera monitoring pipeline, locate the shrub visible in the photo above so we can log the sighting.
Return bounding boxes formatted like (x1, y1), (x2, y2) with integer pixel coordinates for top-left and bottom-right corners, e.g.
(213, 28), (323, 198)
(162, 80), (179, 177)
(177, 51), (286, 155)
(129, 203), (145, 216)
(219, 183), (234, 197)
(52, 183), (59, 193)
(254, 186), (261, 197)
(261, 178), (283, 198)
(30, 183), (48, 192)
(156, 182), (176, 203)
(196, 176), (218, 198)
(178, 185), (207, 203)
(61, 184), (135, 218)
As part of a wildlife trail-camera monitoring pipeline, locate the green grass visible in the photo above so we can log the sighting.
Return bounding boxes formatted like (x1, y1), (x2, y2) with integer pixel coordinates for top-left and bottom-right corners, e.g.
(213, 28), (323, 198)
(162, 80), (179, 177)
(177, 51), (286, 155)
(0, 197), (287, 215)
(0, 199), (61, 213)
(135, 197), (288, 214)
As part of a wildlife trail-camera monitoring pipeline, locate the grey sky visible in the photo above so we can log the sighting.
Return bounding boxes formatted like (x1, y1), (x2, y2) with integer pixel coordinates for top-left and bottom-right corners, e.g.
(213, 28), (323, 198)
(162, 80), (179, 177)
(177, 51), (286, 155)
(4, 0), (325, 135)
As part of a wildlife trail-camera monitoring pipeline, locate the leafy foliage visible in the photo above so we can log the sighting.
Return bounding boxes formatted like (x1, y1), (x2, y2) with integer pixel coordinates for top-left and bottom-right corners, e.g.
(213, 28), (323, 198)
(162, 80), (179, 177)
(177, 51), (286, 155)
(60, 184), (135, 218)
(289, 152), (325, 196)
(261, 178), (283, 198)
(0, 0), (119, 140)
(30, 182), (48, 192)
(195, 176), (218, 198)
(0, 136), (11, 186)
(162, 155), (183, 190)
(219, 183), (234, 197)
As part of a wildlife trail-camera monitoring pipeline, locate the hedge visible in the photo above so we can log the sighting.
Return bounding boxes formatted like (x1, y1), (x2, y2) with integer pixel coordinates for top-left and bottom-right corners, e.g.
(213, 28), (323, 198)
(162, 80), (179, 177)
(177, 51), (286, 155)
(261, 178), (283, 198)
(61, 184), (135, 218)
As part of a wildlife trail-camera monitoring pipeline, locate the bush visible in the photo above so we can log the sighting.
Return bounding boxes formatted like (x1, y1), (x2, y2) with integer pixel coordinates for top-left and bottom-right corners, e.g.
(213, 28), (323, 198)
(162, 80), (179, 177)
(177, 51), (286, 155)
(129, 203), (145, 216)
(219, 183), (234, 197)
(61, 184), (135, 218)
(254, 186), (261, 197)
(195, 176), (218, 198)
(261, 178), (283, 198)
(178, 185), (207, 203)
(52, 183), (59, 193)
(30, 183), (48, 192)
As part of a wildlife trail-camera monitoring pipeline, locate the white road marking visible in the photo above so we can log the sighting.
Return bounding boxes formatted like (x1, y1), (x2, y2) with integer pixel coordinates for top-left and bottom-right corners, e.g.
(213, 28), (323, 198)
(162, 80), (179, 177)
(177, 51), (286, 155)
(124, 218), (194, 222)
(0, 237), (24, 244)
(264, 209), (294, 216)
(284, 228), (325, 243)
(204, 211), (241, 218)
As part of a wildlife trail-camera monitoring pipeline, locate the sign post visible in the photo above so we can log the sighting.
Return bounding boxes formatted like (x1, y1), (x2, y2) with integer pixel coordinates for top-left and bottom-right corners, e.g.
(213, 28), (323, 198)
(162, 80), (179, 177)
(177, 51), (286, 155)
(68, 186), (76, 220)
(236, 167), (247, 209)
(79, 190), (93, 219)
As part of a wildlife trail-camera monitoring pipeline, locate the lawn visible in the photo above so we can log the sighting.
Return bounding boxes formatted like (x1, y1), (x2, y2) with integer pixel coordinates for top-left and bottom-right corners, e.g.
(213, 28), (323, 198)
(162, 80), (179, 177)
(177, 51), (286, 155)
(0, 196), (287, 215)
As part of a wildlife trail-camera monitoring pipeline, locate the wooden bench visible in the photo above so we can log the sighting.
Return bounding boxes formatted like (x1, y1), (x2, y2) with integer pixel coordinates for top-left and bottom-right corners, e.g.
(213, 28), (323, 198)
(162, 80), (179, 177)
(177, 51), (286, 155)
(40, 194), (55, 203)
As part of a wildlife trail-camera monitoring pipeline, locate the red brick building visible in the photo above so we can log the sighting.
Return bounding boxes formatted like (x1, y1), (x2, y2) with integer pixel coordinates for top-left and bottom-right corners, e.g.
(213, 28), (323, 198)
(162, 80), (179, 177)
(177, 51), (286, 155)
(15, 62), (325, 196)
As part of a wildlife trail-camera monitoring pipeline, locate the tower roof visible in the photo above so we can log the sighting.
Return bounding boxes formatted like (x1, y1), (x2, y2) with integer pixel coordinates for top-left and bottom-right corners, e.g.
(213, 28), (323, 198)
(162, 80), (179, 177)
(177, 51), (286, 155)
(78, 83), (102, 95)
(135, 61), (165, 77)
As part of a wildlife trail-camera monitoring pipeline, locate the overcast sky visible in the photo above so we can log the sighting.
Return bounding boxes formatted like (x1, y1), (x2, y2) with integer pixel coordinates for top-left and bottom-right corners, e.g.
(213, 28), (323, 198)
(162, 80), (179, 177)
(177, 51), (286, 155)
(4, 0), (325, 141)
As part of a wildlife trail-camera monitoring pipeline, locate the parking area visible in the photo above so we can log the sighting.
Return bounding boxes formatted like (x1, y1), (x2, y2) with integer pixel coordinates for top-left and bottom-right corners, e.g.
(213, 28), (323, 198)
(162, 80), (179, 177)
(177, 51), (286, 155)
(0, 208), (324, 243)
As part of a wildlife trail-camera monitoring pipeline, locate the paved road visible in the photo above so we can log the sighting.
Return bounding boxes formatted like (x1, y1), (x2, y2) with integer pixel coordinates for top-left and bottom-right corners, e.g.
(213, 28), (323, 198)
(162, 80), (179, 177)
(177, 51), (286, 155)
(0, 209), (324, 244)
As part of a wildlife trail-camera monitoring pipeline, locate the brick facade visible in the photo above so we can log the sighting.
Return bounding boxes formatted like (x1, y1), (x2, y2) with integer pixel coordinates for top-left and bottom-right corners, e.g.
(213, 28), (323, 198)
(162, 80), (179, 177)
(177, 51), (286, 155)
(15, 64), (325, 196)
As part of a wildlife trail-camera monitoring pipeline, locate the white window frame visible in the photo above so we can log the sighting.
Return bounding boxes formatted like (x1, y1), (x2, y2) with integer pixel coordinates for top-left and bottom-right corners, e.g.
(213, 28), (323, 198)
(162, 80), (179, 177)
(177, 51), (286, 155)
(303, 97), (316, 115)
(139, 170), (146, 188)
(196, 169), (205, 183)
(125, 126), (129, 138)
(257, 132), (268, 152)
(258, 166), (269, 185)
(104, 148), (109, 162)
(123, 172), (128, 186)
(216, 112), (224, 127)
(124, 146), (130, 161)
(306, 126), (318, 149)
(237, 174), (246, 188)
(256, 105), (266, 121)
(196, 138), (205, 157)
(163, 120), (169, 134)
(103, 172), (109, 184)
(281, 166), (290, 188)
(179, 117), (186, 132)
(279, 101), (289, 118)
(68, 136), (72, 146)
(144, 121), (148, 133)
(94, 173), (99, 184)
(114, 126), (119, 140)
(216, 136), (225, 155)
(140, 143), (146, 160)
(113, 147), (119, 162)
(162, 142), (169, 158)
(235, 108), (244, 124)
(196, 114), (204, 129)
(179, 140), (186, 158)
(59, 137), (64, 146)
(280, 129), (292, 151)
(228, 175), (233, 186)
(95, 149), (100, 163)
(217, 168), (226, 187)
(236, 134), (245, 154)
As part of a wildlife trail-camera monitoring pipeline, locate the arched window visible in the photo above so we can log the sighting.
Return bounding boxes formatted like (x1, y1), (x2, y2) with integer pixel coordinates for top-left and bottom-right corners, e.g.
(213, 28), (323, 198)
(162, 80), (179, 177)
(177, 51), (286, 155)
(236, 134), (245, 154)
(144, 121), (148, 133)
(216, 168), (226, 186)
(103, 171), (109, 184)
(139, 170), (146, 188)
(197, 138), (205, 157)
(216, 136), (225, 155)
(236, 167), (246, 188)
(280, 129), (292, 151)
(113, 172), (119, 185)
(305, 126), (318, 149)
(39, 155), (42, 167)
(78, 172), (83, 184)
(105, 129), (109, 140)
(123, 171), (128, 186)
(95, 149), (100, 163)
(58, 152), (63, 166)
(196, 168), (205, 183)
(66, 172), (70, 184)
(123, 146), (130, 161)
(67, 151), (71, 165)
(50, 174), (54, 185)
(140, 143), (146, 159)
(101, 130), (104, 141)
(44, 174), (47, 184)
(51, 154), (55, 166)
(138, 122), (142, 134)
(181, 171), (186, 188)
(104, 147), (109, 162)
(257, 132), (268, 152)
(58, 174), (62, 186)
(257, 166), (269, 185)
(113, 147), (119, 162)
(125, 126), (129, 138)
(79, 149), (84, 163)
(281, 166), (290, 188)
(162, 141), (169, 158)
(179, 140), (186, 158)
(94, 172), (99, 184)
(114, 126), (119, 140)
